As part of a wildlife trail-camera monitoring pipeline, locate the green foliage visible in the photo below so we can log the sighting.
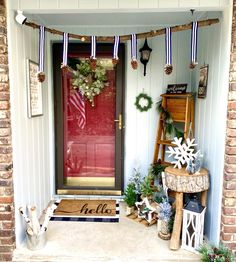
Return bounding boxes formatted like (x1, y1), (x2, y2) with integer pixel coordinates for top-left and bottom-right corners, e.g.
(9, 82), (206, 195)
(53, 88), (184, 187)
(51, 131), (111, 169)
(129, 167), (143, 194)
(124, 183), (137, 207)
(156, 100), (184, 139)
(149, 160), (167, 182)
(198, 242), (235, 262)
(72, 60), (108, 105)
(140, 174), (154, 197)
(154, 188), (167, 203)
(135, 93), (153, 112)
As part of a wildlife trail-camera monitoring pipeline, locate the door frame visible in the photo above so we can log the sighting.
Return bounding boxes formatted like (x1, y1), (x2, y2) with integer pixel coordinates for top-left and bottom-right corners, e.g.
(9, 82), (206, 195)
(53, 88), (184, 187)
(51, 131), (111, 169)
(52, 42), (125, 195)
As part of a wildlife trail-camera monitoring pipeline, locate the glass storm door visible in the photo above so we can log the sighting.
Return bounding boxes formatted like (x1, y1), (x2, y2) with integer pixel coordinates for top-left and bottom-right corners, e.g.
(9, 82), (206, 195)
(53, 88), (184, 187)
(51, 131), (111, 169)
(53, 43), (124, 195)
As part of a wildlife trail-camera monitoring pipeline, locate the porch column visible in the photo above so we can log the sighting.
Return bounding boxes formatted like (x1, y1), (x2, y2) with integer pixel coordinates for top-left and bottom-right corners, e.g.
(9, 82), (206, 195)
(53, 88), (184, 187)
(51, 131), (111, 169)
(221, 0), (236, 253)
(0, 0), (15, 261)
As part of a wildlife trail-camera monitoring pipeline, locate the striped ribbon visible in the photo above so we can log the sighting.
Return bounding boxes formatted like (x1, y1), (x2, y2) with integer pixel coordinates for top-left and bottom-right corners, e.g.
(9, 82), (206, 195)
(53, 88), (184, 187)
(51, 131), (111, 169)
(62, 32), (69, 67)
(90, 36), (96, 59)
(113, 36), (120, 60)
(165, 27), (172, 65)
(131, 34), (137, 60)
(191, 22), (198, 64)
(69, 91), (86, 129)
(39, 25), (45, 73)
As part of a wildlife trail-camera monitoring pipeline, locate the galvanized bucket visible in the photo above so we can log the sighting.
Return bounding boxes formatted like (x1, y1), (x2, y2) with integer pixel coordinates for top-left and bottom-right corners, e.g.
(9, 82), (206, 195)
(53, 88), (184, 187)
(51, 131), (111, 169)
(26, 232), (47, 250)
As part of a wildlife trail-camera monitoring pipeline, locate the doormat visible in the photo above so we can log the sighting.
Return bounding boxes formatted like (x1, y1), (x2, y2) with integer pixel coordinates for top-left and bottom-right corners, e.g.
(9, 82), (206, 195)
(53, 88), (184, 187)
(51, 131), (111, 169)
(50, 199), (119, 223)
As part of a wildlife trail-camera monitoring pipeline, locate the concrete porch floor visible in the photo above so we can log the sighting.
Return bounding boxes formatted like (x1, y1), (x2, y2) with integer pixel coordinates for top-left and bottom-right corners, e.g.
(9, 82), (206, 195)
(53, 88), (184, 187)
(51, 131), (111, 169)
(13, 202), (200, 262)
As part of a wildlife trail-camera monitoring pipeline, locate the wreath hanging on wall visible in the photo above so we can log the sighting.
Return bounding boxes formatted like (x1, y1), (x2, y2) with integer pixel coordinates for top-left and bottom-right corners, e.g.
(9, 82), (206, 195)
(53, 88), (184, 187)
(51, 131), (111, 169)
(135, 93), (153, 112)
(71, 59), (108, 106)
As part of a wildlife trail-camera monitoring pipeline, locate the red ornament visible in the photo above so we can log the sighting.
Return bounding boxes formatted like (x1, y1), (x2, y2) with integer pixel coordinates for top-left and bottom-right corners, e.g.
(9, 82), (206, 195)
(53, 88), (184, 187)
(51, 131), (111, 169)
(131, 59), (138, 70)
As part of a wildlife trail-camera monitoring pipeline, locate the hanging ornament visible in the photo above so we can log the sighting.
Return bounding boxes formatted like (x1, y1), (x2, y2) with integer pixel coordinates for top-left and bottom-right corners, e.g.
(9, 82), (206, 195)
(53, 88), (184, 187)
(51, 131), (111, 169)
(61, 32), (69, 73)
(131, 34), (138, 70)
(190, 22), (198, 69)
(164, 27), (173, 75)
(37, 25), (45, 82)
(90, 36), (97, 70)
(112, 36), (120, 66)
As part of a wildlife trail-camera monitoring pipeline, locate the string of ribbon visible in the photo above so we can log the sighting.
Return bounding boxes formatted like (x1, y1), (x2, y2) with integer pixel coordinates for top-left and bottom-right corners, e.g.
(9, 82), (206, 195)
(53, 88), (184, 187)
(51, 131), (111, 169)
(62, 32), (69, 68)
(165, 27), (172, 66)
(112, 36), (120, 65)
(90, 36), (96, 59)
(131, 34), (138, 69)
(190, 21), (198, 68)
(38, 25), (45, 82)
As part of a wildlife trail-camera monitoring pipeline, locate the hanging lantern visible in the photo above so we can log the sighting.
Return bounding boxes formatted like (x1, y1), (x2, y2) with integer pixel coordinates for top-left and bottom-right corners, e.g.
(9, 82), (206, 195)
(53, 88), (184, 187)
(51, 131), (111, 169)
(139, 38), (152, 76)
(181, 197), (206, 252)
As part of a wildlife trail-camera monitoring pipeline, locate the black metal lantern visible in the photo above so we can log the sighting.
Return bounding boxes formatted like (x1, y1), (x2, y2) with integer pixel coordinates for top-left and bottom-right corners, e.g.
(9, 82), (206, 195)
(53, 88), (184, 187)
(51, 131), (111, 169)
(139, 38), (152, 76)
(184, 196), (204, 213)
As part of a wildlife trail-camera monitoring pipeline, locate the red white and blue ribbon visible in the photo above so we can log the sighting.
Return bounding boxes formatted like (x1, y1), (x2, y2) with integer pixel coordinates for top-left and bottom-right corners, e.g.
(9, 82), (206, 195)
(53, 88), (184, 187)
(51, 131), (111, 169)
(131, 34), (137, 60)
(190, 22), (198, 67)
(131, 34), (138, 69)
(165, 27), (172, 66)
(62, 32), (69, 68)
(38, 25), (45, 81)
(113, 36), (120, 61)
(90, 36), (96, 59)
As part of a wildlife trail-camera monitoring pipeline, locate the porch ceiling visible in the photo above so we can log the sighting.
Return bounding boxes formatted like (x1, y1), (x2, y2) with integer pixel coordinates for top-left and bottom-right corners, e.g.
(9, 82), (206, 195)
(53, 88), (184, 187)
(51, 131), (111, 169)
(35, 11), (221, 27)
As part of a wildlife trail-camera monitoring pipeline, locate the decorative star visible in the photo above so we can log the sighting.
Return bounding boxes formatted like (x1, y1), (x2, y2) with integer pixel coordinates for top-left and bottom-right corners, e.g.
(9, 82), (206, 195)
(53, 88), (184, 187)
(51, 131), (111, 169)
(135, 197), (157, 224)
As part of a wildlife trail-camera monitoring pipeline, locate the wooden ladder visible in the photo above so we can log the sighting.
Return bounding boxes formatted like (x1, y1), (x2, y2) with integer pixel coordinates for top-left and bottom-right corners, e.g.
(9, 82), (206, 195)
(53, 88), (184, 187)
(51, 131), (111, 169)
(153, 93), (195, 164)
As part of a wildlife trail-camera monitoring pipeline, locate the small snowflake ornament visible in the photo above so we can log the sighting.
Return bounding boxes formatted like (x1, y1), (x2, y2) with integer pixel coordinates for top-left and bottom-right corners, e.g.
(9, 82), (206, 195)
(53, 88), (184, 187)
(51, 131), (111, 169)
(166, 137), (201, 169)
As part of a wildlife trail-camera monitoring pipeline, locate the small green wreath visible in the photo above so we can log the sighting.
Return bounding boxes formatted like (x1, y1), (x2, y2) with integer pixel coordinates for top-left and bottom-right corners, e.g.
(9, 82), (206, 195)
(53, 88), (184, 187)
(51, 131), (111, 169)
(135, 93), (153, 112)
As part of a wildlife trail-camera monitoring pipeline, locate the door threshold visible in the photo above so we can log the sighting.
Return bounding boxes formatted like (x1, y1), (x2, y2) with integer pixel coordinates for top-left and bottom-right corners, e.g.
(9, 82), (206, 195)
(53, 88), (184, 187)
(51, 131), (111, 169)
(56, 189), (122, 196)
(53, 194), (124, 201)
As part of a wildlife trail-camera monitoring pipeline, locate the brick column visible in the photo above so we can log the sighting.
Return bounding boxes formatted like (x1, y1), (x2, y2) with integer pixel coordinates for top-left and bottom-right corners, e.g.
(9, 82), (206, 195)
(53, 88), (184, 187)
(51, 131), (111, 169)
(221, 0), (236, 252)
(0, 0), (15, 261)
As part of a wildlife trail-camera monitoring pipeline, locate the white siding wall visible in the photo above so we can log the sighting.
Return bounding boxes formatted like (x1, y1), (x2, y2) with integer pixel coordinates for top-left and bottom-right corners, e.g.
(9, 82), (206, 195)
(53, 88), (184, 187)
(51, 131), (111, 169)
(192, 7), (232, 244)
(7, 7), (53, 246)
(14, 0), (230, 11)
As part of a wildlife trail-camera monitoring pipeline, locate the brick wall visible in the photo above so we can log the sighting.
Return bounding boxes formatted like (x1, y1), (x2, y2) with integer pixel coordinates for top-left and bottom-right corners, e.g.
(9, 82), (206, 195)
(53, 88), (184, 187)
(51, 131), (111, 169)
(221, 0), (236, 252)
(0, 0), (15, 261)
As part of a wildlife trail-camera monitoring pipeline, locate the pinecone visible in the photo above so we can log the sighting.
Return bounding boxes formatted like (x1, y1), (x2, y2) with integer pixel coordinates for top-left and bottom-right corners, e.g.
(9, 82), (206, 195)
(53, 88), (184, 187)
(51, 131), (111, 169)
(164, 64), (173, 75)
(189, 62), (198, 69)
(90, 57), (97, 70)
(131, 59), (138, 70)
(61, 64), (69, 75)
(112, 58), (119, 66)
(37, 72), (45, 83)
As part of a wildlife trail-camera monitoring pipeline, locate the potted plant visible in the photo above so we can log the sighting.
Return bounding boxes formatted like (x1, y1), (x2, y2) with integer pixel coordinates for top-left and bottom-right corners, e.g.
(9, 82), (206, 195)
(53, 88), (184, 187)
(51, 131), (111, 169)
(124, 183), (136, 215)
(158, 200), (172, 240)
(128, 167), (143, 202)
(140, 174), (155, 201)
(198, 242), (235, 262)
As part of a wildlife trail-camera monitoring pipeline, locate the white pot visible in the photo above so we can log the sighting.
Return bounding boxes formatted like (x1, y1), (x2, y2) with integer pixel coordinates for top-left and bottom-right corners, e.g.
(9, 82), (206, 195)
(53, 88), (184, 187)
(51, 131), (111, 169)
(126, 206), (134, 216)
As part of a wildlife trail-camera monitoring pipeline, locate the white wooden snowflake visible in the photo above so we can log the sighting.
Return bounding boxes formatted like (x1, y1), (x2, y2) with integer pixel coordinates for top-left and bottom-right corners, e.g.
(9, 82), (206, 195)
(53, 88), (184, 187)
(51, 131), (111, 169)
(166, 137), (200, 169)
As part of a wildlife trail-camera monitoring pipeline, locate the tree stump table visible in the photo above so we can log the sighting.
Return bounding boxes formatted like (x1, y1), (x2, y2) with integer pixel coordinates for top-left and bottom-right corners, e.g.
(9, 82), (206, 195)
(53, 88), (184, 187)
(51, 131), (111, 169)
(164, 166), (209, 250)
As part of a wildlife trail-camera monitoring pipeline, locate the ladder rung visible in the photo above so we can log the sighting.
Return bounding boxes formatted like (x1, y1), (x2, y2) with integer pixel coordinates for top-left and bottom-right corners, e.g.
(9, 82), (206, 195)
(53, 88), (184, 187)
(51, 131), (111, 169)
(157, 140), (177, 146)
(160, 118), (186, 123)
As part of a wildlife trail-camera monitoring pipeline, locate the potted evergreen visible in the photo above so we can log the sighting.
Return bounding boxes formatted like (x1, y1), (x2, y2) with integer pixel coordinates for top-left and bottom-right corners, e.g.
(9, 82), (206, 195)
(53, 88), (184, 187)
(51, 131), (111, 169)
(140, 174), (155, 201)
(124, 183), (136, 215)
(128, 167), (143, 202)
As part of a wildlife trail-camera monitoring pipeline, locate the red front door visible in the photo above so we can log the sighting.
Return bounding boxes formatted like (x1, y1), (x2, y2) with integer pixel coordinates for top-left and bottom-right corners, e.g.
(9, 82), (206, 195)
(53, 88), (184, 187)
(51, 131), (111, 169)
(53, 43), (124, 195)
